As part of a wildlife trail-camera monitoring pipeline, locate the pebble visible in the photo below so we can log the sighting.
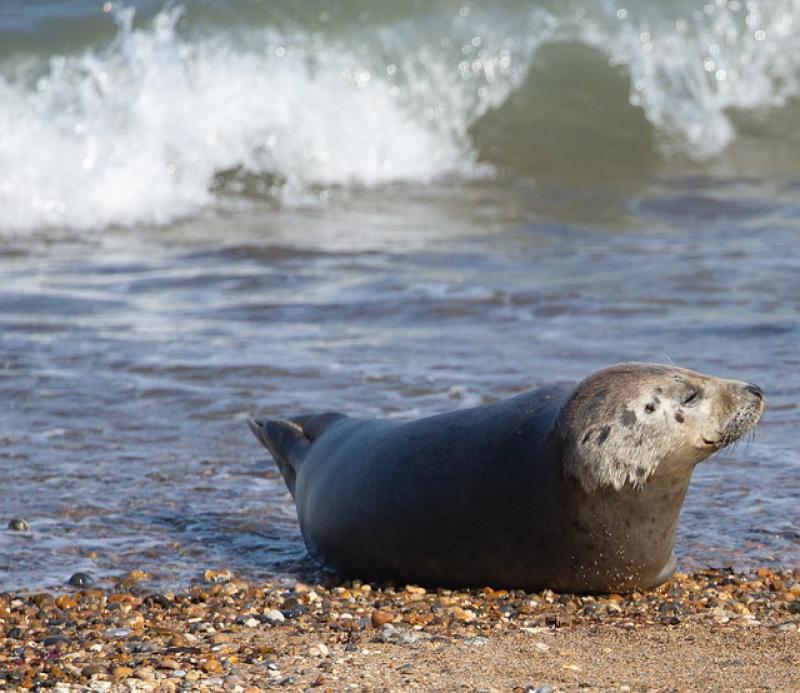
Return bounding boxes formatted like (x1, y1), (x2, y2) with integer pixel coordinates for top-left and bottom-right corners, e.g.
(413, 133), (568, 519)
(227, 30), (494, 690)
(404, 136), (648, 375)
(464, 636), (489, 646)
(55, 594), (78, 611)
(43, 634), (71, 647)
(449, 606), (477, 622)
(7, 518), (29, 531)
(371, 609), (394, 628)
(68, 571), (94, 588)
(376, 625), (431, 646)
(204, 569), (234, 584)
(201, 658), (224, 674)
(0, 566), (795, 690)
(265, 608), (285, 623)
(308, 643), (330, 657)
(112, 666), (135, 678)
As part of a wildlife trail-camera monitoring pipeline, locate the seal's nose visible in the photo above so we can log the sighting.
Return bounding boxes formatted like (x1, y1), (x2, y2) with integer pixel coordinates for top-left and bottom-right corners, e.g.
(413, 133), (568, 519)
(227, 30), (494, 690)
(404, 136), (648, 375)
(744, 384), (764, 400)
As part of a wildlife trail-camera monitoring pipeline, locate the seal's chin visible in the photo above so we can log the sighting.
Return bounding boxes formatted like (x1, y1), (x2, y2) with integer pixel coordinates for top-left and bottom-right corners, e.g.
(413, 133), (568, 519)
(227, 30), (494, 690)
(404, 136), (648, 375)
(703, 398), (765, 450)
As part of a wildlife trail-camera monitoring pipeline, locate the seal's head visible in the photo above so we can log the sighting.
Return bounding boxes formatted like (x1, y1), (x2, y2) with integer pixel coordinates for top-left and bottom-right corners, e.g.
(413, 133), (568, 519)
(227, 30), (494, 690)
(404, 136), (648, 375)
(557, 363), (765, 491)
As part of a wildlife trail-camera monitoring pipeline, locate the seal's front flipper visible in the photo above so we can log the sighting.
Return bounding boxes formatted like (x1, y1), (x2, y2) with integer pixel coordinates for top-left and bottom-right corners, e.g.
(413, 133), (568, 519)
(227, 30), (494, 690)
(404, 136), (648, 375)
(248, 418), (310, 496)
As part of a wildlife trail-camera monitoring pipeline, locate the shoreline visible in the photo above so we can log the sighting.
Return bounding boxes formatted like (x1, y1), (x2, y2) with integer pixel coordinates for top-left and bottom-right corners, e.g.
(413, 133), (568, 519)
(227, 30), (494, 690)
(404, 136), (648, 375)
(1, 567), (799, 691)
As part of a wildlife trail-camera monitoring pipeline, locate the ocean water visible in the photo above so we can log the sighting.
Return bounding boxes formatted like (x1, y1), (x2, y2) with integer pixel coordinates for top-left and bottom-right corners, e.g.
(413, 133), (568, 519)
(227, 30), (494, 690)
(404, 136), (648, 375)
(0, 0), (798, 591)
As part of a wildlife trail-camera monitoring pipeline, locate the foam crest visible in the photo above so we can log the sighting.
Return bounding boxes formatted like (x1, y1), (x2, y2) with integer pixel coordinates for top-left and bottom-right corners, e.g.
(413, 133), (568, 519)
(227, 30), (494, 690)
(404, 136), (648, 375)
(3, 1), (800, 233)
(0, 6), (529, 233)
(590, 0), (800, 157)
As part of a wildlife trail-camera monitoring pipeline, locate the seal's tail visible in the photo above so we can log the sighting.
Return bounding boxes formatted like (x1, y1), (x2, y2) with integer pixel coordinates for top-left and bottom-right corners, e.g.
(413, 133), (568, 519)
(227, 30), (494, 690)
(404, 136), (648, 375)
(248, 413), (345, 496)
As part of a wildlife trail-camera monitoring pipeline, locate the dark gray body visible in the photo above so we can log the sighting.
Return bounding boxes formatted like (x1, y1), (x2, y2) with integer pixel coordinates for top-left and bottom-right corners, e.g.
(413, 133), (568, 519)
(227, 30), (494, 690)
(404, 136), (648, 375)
(250, 383), (688, 593)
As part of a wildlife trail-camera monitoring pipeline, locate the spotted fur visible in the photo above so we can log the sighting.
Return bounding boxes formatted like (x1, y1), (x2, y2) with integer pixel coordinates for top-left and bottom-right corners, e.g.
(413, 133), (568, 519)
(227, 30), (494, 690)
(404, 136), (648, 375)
(556, 363), (764, 492)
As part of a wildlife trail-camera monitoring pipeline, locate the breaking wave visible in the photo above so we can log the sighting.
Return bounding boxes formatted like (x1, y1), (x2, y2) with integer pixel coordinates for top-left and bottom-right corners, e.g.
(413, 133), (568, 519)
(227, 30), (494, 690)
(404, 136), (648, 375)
(1, 0), (800, 232)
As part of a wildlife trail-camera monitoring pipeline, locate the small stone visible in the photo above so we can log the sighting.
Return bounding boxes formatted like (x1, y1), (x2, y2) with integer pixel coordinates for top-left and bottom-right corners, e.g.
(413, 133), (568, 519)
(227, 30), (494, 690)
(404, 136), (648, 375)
(371, 609), (394, 628)
(7, 518), (29, 531)
(43, 634), (70, 647)
(81, 665), (106, 677)
(68, 572), (94, 588)
(711, 606), (730, 623)
(158, 658), (180, 671)
(112, 667), (134, 679)
(464, 636), (489, 646)
(134, 666), (156, 681)
(201, 658), (223, 674)
(244, 617), (260, 628)
(787, 600), (800, 614)
(5, 627), (23, 639)
(103, 627), (132, 639)
(55, 594), (78, 610)
(449, 606), (477, 622)
(376, 625), (431, 646)
(127, 570), (149, 581)
(144, 593), (171, 608)
(266, 609), (285, 623)
(204, 569), (234, 584)
(108, 592), (137, 605)
(308, 643), (330, 657)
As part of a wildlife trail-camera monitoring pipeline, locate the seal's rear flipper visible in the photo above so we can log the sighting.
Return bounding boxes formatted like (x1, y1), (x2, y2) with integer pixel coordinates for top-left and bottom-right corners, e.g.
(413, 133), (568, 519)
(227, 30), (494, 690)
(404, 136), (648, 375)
(248, 413), (346, 496)
(248, 419), (309, 496)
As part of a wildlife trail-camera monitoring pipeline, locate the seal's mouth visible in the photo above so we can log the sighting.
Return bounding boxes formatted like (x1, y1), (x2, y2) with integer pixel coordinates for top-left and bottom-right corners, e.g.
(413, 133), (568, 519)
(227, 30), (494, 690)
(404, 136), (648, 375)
(703, 395), (765, 449)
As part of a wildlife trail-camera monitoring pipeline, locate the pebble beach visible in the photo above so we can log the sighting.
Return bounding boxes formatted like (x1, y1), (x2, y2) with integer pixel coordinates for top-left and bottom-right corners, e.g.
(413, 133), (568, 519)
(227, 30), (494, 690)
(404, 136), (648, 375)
(2, 567), (799, 691)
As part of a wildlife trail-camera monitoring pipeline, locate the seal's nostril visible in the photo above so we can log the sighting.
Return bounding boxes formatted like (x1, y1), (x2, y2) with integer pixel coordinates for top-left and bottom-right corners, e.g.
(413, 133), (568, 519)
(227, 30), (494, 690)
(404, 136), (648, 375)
(744, 384), (764, 399)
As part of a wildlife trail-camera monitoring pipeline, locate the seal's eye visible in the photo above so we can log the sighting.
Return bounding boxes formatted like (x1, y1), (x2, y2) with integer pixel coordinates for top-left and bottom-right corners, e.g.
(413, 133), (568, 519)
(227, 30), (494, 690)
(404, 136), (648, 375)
(681, 390), (700, 407)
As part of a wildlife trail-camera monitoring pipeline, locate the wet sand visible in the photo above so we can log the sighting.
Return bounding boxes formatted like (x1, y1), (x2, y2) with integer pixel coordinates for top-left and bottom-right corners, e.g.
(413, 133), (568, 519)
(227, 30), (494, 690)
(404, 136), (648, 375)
(2, 567), (798, 691)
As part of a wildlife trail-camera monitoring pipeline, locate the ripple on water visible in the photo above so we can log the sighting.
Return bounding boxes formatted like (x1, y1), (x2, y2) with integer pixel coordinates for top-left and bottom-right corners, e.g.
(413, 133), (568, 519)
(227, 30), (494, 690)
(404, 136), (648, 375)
(0, 181), (798, 591)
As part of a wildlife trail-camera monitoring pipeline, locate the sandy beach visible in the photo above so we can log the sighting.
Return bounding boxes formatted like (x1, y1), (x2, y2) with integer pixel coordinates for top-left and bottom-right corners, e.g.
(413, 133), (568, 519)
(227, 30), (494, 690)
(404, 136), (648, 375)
(2, 567), (798, 691)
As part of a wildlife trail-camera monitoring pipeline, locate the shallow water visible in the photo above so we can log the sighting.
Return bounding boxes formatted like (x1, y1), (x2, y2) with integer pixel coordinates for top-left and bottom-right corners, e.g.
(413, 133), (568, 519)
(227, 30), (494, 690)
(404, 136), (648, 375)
(1, 1), (799, 591)
(1, 175), (798, 591)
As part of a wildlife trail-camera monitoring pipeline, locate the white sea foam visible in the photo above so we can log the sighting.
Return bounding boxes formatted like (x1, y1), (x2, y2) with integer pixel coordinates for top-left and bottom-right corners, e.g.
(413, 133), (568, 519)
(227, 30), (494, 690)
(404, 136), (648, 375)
(0, 6), (531, 233)
(1, 1), (800, 233)
(593, 0), (800, 158)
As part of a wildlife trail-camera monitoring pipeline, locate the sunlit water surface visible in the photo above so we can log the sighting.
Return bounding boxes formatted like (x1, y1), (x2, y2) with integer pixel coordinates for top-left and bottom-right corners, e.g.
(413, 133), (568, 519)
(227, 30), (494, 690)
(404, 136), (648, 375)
(1, 176), (798, 591)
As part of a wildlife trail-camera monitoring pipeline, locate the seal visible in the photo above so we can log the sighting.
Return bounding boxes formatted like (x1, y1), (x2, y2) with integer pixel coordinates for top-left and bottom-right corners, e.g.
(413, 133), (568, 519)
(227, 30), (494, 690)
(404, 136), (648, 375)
(249, 363), (764, 593)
